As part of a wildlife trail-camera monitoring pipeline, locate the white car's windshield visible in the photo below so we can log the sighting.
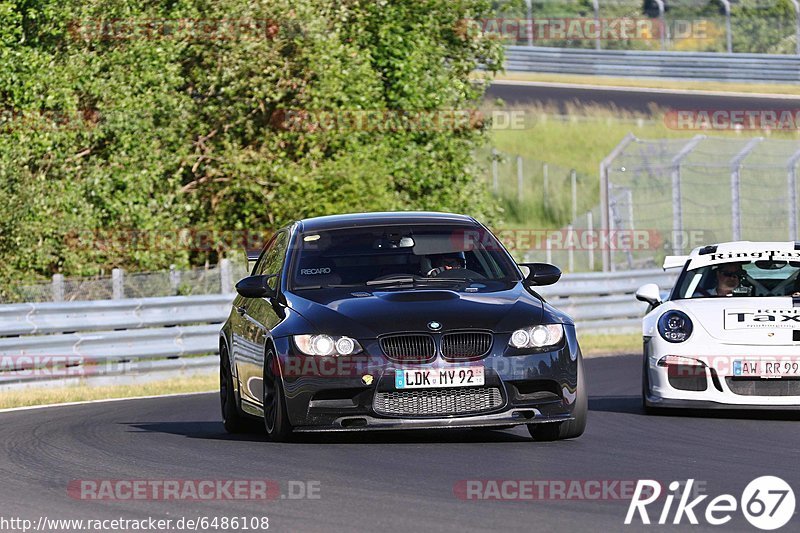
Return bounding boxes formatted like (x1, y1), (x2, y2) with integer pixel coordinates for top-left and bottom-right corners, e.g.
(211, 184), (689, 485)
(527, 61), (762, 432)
(675, 259), (800, 299)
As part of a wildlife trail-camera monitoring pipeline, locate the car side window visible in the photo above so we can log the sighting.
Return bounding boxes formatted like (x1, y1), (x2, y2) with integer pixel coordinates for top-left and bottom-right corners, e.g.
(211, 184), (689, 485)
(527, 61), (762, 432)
(257, 231), (289, 290)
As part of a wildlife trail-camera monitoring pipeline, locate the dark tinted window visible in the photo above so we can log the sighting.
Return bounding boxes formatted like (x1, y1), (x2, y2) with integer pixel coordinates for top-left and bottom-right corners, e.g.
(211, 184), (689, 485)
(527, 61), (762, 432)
(290, 225), (518, 289)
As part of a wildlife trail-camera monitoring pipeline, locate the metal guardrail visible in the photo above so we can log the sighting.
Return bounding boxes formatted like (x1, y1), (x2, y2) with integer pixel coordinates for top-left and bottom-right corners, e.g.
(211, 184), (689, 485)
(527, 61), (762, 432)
(0, 294), (233, 387)
(504, 46), (800, 83)
(0, 269), (678, 387)
(537, 269), (679, 332)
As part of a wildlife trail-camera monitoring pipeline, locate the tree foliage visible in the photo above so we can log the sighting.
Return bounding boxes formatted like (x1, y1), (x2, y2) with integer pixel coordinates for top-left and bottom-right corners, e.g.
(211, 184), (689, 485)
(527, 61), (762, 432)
(0, 0), (504, 292)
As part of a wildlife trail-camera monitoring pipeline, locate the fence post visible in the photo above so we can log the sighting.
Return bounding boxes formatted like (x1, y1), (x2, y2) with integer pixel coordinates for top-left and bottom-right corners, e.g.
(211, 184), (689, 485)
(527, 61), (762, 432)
(600, 133), (636, 272)
(545, 234), (552, 264)
(491, 148), (499, 194)
(524, 0), (533, 46)
(587, 211), (595, 271)
(788, 148), (800, 240)
(169, 264), (180, 294)
(112, 268), (124, 300)
(730, 137), (762, 241)
(653, 0), (666, 51)
(220, 258), (232, 294)
(570, 169), (577, 222)
(567, 224), (574, 273)
(792, 0), (800, 55)
(591, 0), (601, 50)
(517, 156), (524, 203)
(51, 274), (64, 302)
(542, 163), (549, 206)
(720, 0), (732, 53)
(670, 135), (705, 254)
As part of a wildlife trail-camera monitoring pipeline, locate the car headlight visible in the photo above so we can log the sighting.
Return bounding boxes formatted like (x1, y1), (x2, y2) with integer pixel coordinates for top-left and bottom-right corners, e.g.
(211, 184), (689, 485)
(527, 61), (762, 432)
(293, 335), (363, 356)
(508, 324), (564, 349)
(657, 310), (693, 343)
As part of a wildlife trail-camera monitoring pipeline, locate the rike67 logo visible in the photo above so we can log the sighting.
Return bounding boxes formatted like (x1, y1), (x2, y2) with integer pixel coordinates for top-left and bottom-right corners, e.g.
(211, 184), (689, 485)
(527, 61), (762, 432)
(625, 477), (795, 530)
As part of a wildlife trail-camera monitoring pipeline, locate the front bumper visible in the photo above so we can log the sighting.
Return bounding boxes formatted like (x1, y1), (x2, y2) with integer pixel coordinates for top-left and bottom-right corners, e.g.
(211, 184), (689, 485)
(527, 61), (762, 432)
(273, 325), (582, 431)
(644, 336), (800, 408)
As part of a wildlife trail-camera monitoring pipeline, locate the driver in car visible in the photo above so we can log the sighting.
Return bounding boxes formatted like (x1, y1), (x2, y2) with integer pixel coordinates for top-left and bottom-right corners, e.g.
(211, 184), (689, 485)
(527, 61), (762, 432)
(426, 253), (465, 277)
(710, 263), (746, 296)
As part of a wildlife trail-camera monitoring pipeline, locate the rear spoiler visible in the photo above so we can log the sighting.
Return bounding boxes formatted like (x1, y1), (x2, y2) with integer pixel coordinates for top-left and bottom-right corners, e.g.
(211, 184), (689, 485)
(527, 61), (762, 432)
(663, 255), (689, 270)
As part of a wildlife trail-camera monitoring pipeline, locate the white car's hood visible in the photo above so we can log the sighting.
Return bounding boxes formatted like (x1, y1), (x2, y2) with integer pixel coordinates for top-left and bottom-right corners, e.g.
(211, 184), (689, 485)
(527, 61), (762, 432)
(676, 297), (800, 346)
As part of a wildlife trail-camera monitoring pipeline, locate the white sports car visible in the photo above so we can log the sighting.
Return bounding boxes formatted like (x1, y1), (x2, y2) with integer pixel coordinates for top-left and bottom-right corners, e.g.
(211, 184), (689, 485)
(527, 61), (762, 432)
(636, 241), (800, 411)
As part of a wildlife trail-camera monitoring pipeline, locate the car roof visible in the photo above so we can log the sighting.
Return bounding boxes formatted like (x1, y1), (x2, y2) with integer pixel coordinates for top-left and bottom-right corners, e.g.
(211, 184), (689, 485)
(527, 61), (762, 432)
(684, 241), (800, 269)
(296, 211), (478, 232)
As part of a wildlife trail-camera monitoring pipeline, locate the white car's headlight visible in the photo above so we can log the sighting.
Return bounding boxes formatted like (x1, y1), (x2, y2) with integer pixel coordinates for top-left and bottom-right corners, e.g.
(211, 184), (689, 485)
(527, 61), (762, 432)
(508, 324), (564, 349)
(657, 310), (693, 343)
(293, 334), (363, 356)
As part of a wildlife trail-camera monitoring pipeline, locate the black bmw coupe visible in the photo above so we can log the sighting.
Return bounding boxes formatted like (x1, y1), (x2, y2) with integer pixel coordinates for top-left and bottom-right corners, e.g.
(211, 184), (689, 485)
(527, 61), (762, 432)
(220, 212), (586, 441)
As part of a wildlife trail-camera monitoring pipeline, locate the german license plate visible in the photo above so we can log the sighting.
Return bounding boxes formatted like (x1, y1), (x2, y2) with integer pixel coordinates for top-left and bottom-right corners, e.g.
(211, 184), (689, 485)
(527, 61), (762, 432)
(395, 367), (485, 389)
(732, 358), (800, 378)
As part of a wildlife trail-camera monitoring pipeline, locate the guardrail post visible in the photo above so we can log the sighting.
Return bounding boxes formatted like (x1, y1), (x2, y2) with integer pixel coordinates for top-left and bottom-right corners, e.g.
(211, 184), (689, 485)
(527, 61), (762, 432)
(51, 274), (64, 302)
(220, 259), (232, 294)
(112, 268), (124, 300)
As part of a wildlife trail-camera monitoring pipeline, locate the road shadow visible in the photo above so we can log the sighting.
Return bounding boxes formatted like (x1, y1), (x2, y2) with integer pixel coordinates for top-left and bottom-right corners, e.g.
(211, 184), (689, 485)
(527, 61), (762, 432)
(125, 421), (534, 444)
(590, 395), (800, 421)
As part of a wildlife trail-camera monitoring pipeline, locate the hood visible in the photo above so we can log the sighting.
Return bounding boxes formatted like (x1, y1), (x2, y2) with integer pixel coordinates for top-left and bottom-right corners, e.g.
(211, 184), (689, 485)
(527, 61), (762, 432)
(676, 297), (800, 346)
(285, 282), (551, 338)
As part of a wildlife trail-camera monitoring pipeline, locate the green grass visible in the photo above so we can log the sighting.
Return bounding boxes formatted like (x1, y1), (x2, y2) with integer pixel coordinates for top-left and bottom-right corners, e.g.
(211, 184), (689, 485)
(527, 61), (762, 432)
(579, 333), (642, 356)
(485, 102), (800, 229)
(0, 372), (216, 409)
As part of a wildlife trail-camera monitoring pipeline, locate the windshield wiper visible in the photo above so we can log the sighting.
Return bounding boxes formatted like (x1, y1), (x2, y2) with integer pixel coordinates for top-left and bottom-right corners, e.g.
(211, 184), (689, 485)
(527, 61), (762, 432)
(365, 277), (417, 286)
(365, 276), (468, 288)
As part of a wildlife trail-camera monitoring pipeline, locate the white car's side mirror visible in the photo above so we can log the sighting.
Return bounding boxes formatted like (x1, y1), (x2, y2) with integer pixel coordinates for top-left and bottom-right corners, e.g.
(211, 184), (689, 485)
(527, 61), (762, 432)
(635, 283), (662, 307)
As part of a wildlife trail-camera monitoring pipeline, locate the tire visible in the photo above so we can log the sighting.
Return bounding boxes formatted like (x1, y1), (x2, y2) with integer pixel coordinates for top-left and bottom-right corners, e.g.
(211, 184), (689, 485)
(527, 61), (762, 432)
(527, 356), (587, 441)
(263, 349), (293, 442)
(220, 346), (249, 433)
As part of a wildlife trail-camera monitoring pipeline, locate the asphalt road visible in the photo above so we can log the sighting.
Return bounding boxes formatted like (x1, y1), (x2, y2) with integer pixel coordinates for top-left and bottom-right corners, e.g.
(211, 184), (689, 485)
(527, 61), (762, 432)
(486, 81), (800, 114)
(2, 354), (799, 532)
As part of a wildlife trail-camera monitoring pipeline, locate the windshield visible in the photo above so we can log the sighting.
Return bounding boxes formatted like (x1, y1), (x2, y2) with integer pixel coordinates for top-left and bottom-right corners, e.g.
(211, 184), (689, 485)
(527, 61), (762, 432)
(674, 259), (800, 299)
(290, 225), (519, 290)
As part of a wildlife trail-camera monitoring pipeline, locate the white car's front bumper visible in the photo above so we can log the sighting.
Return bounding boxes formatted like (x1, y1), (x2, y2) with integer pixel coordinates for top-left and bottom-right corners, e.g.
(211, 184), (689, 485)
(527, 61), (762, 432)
(644, 336), (800, 408)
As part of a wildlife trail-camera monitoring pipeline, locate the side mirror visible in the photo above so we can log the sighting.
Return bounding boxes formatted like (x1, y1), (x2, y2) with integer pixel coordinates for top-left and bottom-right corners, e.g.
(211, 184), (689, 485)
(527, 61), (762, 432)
(519, 263), (562, 286)
(635, 283), (662, 307)
(235, 275), (277, 299)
